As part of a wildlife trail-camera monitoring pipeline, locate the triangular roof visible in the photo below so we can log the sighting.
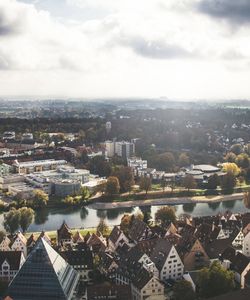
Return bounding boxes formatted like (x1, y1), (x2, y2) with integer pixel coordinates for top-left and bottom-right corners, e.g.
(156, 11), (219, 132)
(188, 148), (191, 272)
(72, 231), (84, 243)
(26, 234), (36, 247)
(7, 238), (79, 300)
(57, 222), (72, 241)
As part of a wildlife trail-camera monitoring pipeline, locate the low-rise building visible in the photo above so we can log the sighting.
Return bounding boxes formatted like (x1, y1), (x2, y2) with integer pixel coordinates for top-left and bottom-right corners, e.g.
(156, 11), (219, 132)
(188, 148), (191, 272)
(0, 251), (25, 282)
(13, 159), (67, 174)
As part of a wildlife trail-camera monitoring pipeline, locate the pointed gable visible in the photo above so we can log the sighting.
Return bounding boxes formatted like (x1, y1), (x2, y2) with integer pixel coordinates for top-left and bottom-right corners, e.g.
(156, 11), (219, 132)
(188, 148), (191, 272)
(72, 231), (84, 244)
(7, 238), (79, 300)
(57, 221), (72, 244)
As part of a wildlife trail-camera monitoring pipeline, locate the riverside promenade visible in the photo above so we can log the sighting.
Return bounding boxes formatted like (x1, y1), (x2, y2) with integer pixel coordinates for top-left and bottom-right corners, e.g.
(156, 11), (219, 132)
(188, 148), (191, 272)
(89, 193), (244, 210)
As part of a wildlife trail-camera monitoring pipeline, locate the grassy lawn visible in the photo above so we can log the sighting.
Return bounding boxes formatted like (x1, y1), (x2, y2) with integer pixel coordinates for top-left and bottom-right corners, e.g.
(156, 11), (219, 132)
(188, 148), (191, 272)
(24, 227), (113, 240)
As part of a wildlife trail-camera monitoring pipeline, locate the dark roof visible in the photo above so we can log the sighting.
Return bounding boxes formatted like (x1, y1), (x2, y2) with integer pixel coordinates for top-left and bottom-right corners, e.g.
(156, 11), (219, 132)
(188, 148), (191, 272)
(0, 251), (23, 270)
(57, 221), (72, 241)
(150, 238), (172, 270)
(60, 249), (93, 268)
(136, 237), (159, 256)
(87, 283), (131, 300)
(232, 252), (250, 274)
(128, 218), (150, 242)
(187, 270), (200, 286)
(205, 238), (232, 259)
(221, 247), (236, 262)
(245, 270), (250, 287)
(26, 234), (36, 247)
(109, 226), (122, 244)
(7, 238), (79, 300)
(209, 288), (250, 300)
(131, 267), (153, 290)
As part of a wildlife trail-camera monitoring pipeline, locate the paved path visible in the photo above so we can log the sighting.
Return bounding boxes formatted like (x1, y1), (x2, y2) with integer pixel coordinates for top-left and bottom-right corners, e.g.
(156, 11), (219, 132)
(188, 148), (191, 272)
(89, 193), (244, 210)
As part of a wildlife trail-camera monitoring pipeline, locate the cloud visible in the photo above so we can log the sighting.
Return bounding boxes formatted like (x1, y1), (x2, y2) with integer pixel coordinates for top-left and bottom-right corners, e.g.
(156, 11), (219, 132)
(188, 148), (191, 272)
(197, 0), (250, 25)
(123, 37), (194, 59)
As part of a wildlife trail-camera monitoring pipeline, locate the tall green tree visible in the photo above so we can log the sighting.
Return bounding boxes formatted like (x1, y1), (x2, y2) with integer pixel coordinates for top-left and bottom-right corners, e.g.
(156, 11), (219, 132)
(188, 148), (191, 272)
(221, 172), (236, 191)
(183, 175), (197, 191)
(173, 280), (196, 300)
(19, 207), (34, 232)
(198, 261), (235, 298)
(139, 177), (152, 195)
(207, 174), (220, 189)
(155, 206), (176, 227)
(4, 209), (21, 234)
(33, 189), (48, 209)
(106, 176), (120, 196)
(112, 166), (134, 193)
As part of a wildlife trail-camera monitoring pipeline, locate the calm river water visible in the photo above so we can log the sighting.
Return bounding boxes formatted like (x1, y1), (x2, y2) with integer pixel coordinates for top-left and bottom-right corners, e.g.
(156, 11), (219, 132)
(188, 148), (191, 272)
(0, 199), (249, 232)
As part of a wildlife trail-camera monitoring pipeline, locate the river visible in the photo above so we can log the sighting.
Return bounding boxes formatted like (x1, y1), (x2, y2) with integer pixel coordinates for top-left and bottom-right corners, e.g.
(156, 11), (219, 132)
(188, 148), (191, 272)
(0, 199), (249, 232)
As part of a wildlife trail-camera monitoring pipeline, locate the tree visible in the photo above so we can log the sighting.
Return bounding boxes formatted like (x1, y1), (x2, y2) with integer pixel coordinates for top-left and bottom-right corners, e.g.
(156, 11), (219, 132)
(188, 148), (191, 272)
(4, 209), (20, 234)
(161, 179), (167, 192)
(89, 156), (112, 177)
(178, 153), (190, 167)
(224, 152), (236, 163)
(230, 143), (243, 155)
(155, 206), (176, 227)
(97, 218), (109, 236)
(120, 214), (132, 234)
(222, 162), (240, 176)
(244, 190), (250, 209)
(221, 172), (236, 191)
(32, 189), (48, 209)
(139, 177), (152, 195)
(207, 174), (220, 189)
(151, 152), (176, 172)
(106, 176), (120, 196)
(173, 280), (196, 300)
(183, 175), (197, 191)
(236, 153), (250, 169)
(112, 166), (134, 193)
(19, 207), (34, 232)
(198, 261), (235, 298)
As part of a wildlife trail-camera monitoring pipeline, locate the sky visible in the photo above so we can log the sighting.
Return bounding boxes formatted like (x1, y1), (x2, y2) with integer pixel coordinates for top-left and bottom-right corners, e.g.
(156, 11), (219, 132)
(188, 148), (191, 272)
(1, 0), (250, 100)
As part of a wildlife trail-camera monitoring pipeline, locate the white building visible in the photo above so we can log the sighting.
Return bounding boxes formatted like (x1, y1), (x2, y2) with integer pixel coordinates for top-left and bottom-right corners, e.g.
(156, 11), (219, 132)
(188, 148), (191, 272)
(115, 141), (135, 159)
(0, 251), (25, 282)
(11, 232), (27, 257)
(105, 140), (115, 157)
(13, 159), (67, 174)
(0, 163), (11, 177)
(243, 231), (250, 257)
(2, 131), (15, 140)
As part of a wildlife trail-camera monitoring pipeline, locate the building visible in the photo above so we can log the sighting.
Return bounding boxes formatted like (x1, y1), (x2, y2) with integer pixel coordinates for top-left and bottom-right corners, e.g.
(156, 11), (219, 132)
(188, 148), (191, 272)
(87, 283), (131, 300)
(22, 133), (34, 141)
(105, 140), (115, 157)
(51, 179), (81, 197)
(0, 175), (25, 191)
(8, 182), (36, 199)
(60, 247), (94, 283)
(0, 163), (11, 177)
(6, 238), (80, 300)
(10, 232), (28, 257)
(2, 132), (15, 140)
(131, 267), (164, 300)
(127, 158), (147, 176)
(0, 251), (25, 282)
(13, 159), (67, 174)
(57, 222), (73, 246)
(243, 231), (250, 257)
(108, 226), (129, 252)
(105, 121), (112, 134)
(115, 141), (135, 159)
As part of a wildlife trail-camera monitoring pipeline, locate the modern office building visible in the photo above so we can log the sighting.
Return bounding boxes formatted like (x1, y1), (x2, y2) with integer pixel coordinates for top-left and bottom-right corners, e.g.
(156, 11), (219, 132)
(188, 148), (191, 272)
(13, 159), (67, 174)
(105, 140), (135, 159)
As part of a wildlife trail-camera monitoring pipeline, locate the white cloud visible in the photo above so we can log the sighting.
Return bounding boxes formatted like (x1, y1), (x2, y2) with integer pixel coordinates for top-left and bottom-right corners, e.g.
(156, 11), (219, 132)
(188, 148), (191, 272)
(1, 0), (250, 99)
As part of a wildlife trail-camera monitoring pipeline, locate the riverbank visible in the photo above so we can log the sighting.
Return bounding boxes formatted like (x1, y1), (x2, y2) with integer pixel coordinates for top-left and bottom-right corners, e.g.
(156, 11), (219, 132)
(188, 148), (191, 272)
(89, 192), (244, 209)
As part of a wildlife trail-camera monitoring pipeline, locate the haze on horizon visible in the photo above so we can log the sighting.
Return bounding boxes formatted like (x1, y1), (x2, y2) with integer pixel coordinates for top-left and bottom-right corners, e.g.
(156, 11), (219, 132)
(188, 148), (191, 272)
(1, 0), (250, 100)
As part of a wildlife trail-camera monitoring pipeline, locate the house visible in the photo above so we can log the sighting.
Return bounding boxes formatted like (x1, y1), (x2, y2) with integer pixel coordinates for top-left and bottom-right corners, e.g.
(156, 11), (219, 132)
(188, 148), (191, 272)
(231, 252), (250, 288)
(0, 251), (25, 282)
(86, 233), (106, 253)
(128, 218), (152, 243)
(10, 232), (27, 257)
(232, 229), (244, 249)
(38, 231), (51, 245)
(0, 236), (11, 252)
(108, 226), (129, 252)
(131, 267), (164, 300)
(26, 234), (36, 254)
(150, 238), (184, 281)
(60, 246), (94, 283)
(243, 231), (250, 257)
(183, 271), (200, 291)
(87, 283), (131, 300)
(72, 231), (84, 244)
(182, 239), (210, 271)
(99, 252), (119, 276)
(204, 238), (233, 263)
(57, 221), (73, 246)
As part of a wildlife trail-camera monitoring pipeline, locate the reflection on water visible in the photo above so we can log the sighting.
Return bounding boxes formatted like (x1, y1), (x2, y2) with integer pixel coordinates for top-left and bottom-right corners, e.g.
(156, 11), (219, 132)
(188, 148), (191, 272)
(182, 203), (196, 213)
(0, 199), (249, 232)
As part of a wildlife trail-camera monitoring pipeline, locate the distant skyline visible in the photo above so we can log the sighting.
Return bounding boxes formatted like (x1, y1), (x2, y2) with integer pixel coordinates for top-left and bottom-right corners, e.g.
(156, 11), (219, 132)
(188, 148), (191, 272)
(1, 0), (250, 100)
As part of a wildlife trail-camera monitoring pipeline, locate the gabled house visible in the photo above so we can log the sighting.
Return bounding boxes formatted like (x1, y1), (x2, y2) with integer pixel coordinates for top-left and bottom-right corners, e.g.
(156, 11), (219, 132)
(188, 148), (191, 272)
(38, 231), (51, 246)
(231, 229), (244, 249)
(0, 251), (25, 282)
(10, 232), (27, 257)
(57, 221), (73, 246)
(60, 246), (94, 283)
(243, 231), (250, 257)
(131, 267), (164, 300)
(87, 283), (131, 300)
(150, 238), (184, 281)
(231, 252), (250, 288)
(72, 231), (84, 244)
(0, 236), (11, 252)
(86, 233), (106, 253)
(128, 218), (152, 243)
(26, 234), (36, 254)
(182, 239), (210, 271)
(108, 226), (129, 252)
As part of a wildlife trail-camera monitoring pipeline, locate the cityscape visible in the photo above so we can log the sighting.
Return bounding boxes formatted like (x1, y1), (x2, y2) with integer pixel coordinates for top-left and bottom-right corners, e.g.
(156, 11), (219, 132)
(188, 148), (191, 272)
(1, 0), (250, 300)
